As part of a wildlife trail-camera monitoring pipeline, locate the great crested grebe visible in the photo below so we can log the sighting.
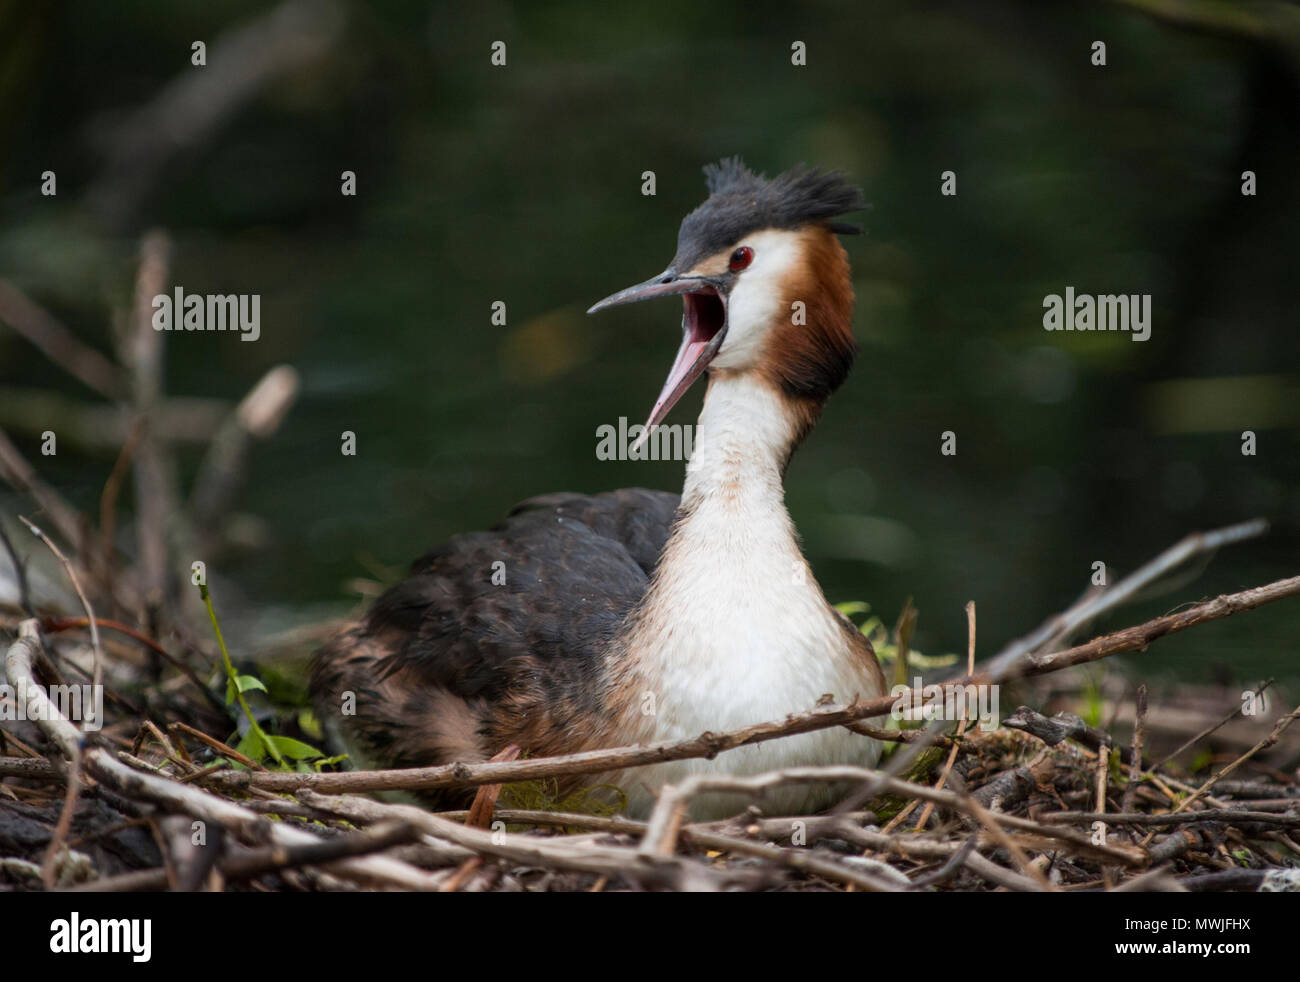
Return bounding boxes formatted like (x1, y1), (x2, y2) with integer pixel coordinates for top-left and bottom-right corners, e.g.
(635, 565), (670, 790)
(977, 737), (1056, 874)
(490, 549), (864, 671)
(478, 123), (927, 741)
(311, 158), (886, 819)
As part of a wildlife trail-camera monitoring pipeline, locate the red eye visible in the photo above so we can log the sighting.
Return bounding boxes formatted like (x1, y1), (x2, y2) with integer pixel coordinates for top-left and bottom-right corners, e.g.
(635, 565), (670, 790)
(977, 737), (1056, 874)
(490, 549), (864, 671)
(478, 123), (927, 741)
(728, 246), (753, 273)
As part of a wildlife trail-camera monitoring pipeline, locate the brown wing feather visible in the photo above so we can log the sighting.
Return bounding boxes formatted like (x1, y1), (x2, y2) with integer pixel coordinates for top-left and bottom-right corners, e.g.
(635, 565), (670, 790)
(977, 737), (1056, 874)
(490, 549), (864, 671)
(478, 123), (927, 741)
(309, 488), (678, 805)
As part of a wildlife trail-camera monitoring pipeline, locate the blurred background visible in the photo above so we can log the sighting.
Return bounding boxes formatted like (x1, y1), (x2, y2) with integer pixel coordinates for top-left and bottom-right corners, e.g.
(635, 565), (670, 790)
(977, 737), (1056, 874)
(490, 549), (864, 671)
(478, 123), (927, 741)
(1, 0), (1297, 689)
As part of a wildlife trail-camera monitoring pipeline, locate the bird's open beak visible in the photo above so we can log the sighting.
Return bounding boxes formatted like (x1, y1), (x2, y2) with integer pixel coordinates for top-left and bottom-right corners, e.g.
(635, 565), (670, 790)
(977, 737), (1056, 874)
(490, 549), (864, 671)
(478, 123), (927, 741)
(588, 271), (729, 452)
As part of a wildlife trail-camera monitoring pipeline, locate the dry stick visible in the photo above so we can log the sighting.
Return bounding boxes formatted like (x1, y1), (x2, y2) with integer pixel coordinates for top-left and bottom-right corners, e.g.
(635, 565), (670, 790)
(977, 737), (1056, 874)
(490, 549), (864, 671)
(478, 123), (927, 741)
(1174, 703), (1300, 814)
(1093, 736), (1111, 854)
(465, 744), (521, 829)
(635, 766), (1143, 870)
(1144, 679), (1275, 776)
(4, 620), (446, 891)
(960, 790), (1056, 891)
(204, 574), (1300, 799)
(1014, 575), (1300, 679)
(848, 826), (1045, 892)
(17, 515), (104, 890)
(979, 519), (1270, 680)
(446, 744), (523, 892)
(41, 616), (221, 712)
(0, 426), (147, 621)
(0, 519), (33, 617)
(189, 365), (300, 531)
(0, 727), (44, 760)
(98, 419), (143, 596)
(436, 793), (1038, 891)
(0, 756), (60, 781)
(0, 428), (95, 570)
(18, 517), (103, 696)
(680, 826), (912, 892)
(0, 280), (125, 399)
(438, 818), (908, 893)
(909, 835), (980, 889)
(915, 600), (976, 831)
(87, 0), (347, 226)
(1121, 684), (1147, 825)
(133, 719), (181, 763)
(296, 790), (763, 891)
(845, 526), (1275, 816)
(168, 721), (263, 770)
(1000, 706), (1223, 814)
(121, 231), (178, 633)
(66, 821), (422, 893)
(1041, 809), (1300, 829)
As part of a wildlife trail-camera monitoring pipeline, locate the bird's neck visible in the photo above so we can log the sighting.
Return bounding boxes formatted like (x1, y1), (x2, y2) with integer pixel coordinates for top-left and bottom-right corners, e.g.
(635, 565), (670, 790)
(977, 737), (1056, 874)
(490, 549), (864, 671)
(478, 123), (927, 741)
(645, 370), (826, 609)
(678, 370), (809, 512)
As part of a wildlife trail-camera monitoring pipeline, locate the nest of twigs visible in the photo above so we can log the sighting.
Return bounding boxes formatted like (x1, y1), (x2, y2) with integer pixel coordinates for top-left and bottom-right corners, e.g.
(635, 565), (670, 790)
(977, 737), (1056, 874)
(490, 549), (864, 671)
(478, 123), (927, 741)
(3, 597), (1299, 893)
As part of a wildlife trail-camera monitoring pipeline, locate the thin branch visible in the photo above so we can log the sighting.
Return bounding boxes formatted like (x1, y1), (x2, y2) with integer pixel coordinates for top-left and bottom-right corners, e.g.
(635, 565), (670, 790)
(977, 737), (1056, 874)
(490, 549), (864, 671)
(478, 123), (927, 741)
(295, 789), (766, 891)
(1042, 809), (1300, 829)
(978, 518), (1269, 678)
(1144, 678), (1275, 775)
(4, 620), (447, 891)
(915, 599), (976, 831)
(19, 516), (102, 697)
(202, 574), (1300, 798)
(0, 517), (33, 617)
(1121, 684), (1147, 816)
(1174, 703), (1300, 813)
(0, 427), (95, 566)
(0, 280), (125, 398)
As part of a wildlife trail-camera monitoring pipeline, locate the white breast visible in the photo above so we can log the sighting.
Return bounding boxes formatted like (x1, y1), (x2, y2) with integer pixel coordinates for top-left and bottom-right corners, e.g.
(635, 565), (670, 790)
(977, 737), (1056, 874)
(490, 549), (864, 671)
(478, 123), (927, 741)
(618, 374), (883, 819)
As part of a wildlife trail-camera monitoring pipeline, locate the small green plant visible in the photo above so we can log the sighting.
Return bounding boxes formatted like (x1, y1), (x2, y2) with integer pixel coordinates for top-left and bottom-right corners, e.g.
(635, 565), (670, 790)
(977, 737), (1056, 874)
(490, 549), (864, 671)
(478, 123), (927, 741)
(1081, 672), (1104, 728)
(835, 599), (961, 750)
(834, 601), (961, 673)
(198, 581), (327, 772)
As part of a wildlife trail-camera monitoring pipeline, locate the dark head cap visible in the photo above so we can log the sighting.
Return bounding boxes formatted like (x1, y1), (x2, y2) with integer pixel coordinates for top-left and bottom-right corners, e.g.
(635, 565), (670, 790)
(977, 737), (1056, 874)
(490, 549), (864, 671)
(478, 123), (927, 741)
(671, 157), (865, 273)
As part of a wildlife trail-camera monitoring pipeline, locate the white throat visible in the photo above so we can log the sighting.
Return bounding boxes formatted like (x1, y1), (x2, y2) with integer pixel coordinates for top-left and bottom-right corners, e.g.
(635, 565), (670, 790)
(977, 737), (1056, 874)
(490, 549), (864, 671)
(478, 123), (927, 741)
(618, 372), (882, 818)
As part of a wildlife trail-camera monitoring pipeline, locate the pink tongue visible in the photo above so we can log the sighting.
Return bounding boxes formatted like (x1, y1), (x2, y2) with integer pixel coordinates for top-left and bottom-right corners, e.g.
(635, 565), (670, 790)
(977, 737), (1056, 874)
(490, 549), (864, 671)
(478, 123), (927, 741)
(634, 334), (712, 452)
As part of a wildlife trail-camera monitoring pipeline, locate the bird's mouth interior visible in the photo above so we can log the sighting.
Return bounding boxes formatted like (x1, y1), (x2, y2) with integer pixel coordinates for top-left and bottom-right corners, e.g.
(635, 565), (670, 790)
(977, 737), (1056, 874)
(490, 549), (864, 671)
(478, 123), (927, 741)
(636, 286), (728, 442)
(684, 288), (727, 351)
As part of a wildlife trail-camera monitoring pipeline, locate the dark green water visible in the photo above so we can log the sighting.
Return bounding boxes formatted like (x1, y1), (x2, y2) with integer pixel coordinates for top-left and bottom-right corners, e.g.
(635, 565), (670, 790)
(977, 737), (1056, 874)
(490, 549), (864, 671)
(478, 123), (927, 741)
(1, 1), (1296, 685)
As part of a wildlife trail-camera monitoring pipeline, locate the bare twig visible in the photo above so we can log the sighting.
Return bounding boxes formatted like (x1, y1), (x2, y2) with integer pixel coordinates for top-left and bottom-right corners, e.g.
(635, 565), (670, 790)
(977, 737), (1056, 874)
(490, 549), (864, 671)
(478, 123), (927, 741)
(16, 515), (104, 889)
(978, 519), (1269, 679)
(0, 427), (95, 566)
(1174, 703), (1300, 813)
(1144, 679), (1275, 775)
(19, 517), (102, 697)
(87, 0), (347, 226)
(203, 574), (1300, 798)
(190, 365), (300, 532)
(41, 615), (221, 713)
(4, 620), (446, 890)
(0, 518), (33, 617)
(1042, 809), (1300, 829)
(1122, 684), (1147, 816)
(0, 280), (125, 398)
(296, 790), (764, 891)
(915, 600), (976, 831)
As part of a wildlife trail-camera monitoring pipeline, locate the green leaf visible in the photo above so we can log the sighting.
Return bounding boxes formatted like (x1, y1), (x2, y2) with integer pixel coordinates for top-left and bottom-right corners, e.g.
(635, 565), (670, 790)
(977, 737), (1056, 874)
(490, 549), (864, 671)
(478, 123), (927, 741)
(234, 674), (268, 695)
(263, 735), (325, 761)
(236, 729), (266, 762)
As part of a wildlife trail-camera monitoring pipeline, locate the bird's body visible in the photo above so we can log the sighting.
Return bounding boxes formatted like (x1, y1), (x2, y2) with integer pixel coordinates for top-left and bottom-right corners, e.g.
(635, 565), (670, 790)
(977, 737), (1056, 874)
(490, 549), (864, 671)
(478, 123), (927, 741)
(311, 159), (886, 819)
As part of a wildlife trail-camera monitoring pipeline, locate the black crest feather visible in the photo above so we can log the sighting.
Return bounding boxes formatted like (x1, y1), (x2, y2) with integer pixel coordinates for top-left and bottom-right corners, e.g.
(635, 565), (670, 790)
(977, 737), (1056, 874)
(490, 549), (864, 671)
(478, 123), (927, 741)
(672, 157), (865, 271)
